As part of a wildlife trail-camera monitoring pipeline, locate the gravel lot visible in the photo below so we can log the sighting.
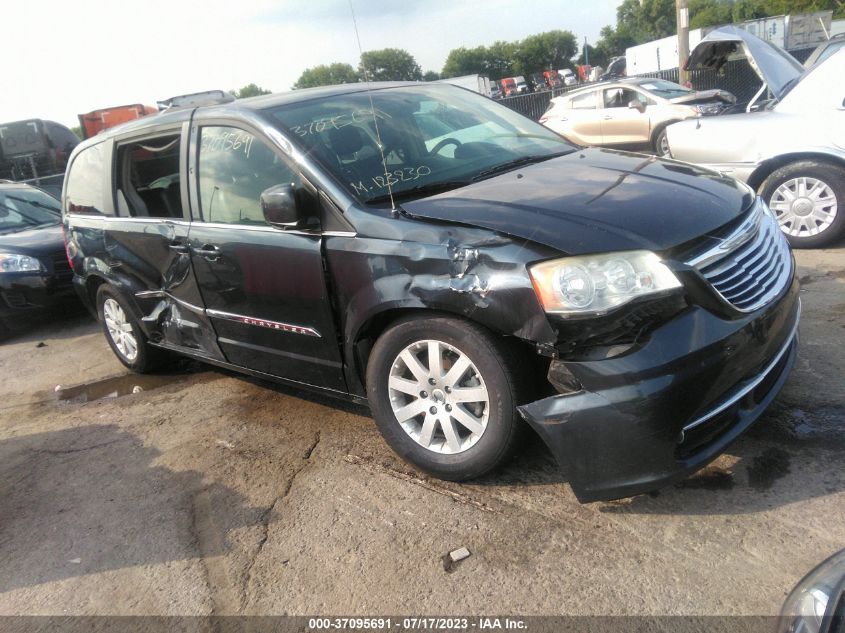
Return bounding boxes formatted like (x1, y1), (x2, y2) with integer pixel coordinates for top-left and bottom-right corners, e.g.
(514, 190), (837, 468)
(0, 248), (843, 617)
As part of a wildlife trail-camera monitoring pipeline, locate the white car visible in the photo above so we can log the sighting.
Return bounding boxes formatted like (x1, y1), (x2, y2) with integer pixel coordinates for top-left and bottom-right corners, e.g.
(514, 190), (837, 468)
(667, 26), (845, 248)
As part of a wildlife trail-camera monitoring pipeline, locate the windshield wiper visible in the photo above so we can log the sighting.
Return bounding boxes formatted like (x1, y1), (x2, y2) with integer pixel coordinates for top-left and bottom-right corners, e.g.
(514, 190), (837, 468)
(5, 195), (61, 214)
(365, 180), (471, 204)
(471, 150), (574, 182)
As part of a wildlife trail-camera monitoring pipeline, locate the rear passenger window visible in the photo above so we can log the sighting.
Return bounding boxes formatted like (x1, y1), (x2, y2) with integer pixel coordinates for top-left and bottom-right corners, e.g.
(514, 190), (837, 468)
(569, 92), (597, 110)
(198, 126), (298, 225)
(116, 134), (183, 219)
(66, 143), (107, 215)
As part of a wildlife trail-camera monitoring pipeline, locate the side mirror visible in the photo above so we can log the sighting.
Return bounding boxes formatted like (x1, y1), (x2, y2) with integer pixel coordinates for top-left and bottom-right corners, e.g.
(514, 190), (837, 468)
(628, 100), (646, 114)
(260, 184), (300, 228)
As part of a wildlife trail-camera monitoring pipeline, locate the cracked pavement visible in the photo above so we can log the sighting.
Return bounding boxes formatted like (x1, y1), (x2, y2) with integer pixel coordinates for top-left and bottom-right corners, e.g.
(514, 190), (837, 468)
(0, 248), (843, 616)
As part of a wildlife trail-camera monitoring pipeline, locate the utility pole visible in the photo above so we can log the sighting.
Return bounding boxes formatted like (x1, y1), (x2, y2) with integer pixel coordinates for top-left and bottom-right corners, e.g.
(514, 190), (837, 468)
(676, 0), (690, 86)
(584, 36), (589, 66)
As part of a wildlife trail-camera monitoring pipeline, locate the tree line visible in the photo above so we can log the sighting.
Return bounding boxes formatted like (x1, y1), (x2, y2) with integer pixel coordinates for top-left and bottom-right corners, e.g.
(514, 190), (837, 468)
(238, 0), (845, 93)
(291, 29), (580, 89)
(293, 48), (435, 89)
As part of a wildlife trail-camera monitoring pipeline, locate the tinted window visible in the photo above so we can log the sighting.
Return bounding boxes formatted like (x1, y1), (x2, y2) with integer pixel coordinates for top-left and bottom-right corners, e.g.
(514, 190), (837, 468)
(815, 40), (845, 65)
(0, 187), (60, 235)
(568, 91), (597, 109)
(603, 88), (649, 108)
(198, 126), (298, 225)
(116, 134), (182, 219)
(66, 143), (107, 215)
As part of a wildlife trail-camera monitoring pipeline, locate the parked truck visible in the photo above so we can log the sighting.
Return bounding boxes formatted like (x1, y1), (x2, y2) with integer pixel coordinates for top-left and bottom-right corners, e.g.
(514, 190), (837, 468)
(78, 104), (158, 139)
(435, 74), (492, 98)
(0, 119), (79, 195)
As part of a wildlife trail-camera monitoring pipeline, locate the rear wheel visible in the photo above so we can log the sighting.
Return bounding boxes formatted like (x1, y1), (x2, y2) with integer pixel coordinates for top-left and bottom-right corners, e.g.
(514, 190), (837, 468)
(366, 316), (522, 481)
(96, 286), (167, 372)
(760, 160), (845, 248)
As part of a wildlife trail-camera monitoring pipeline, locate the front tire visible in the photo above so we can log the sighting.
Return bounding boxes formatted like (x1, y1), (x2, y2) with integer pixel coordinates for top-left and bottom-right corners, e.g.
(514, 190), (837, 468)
(366, 316), (522, 481)
(760, 160), (845, 248)
(653, 127), (671, 157)
(96, 286), (166, 372)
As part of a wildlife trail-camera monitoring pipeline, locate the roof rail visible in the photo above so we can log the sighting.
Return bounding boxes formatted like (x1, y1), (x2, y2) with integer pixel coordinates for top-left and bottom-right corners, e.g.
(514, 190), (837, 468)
(157, 90), (236, 110)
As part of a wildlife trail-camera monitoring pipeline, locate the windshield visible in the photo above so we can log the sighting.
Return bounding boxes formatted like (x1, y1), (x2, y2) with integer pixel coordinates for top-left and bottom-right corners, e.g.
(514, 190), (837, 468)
(638, 80), (693, 99)
(0, 187), (61, 235)
(267, 84), (574, 204)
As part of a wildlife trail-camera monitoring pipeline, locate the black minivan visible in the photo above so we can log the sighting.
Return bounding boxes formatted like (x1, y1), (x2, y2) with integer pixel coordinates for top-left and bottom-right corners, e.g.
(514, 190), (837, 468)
(62, 83), (799, 502)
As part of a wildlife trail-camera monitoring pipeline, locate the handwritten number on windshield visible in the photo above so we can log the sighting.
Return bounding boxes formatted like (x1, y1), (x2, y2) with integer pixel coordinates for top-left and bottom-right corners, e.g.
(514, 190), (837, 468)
(291, 109), (392, 138)
(351, 165), (431, 196)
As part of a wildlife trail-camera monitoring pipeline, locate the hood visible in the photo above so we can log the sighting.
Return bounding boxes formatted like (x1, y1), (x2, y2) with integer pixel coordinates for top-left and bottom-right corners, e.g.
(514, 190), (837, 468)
(685, 26), (804, 101)
(401, 148), (754, 256)
(669, 89), (736, 105)
(778, 48), (845, 114)
(0, 223), (64, 256)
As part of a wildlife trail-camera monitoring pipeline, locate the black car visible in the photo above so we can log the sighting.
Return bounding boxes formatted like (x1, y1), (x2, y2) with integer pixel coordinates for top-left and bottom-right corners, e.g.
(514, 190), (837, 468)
(1, 181), (76, 338)
(62, 83), (799, 502)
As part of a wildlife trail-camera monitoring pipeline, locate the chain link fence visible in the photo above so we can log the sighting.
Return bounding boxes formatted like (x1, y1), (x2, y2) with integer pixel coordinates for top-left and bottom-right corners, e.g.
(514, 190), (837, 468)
(497, 85), (579, 121)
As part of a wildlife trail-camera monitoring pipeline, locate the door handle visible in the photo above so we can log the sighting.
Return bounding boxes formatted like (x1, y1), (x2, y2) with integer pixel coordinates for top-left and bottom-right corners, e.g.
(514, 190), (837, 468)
(603, 115), (613, 120)
(169, 240), (189, 254)
(193, 244), (221, 260)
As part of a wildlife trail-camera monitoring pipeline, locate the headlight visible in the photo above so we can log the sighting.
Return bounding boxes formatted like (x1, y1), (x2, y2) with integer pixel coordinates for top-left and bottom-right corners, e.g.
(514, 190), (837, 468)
(692, 103), (720, 115)
(0, 254), (43, 273)
(777, 549), (845, 633)
(528, 250), (682, 316)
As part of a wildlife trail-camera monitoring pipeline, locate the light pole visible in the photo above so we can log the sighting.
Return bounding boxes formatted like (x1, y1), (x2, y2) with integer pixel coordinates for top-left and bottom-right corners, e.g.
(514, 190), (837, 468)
(676, 0), (690, 86)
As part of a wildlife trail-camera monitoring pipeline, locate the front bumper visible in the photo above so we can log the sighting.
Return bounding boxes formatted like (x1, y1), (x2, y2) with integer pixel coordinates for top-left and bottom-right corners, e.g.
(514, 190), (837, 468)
(0, 271), (77, 320)
(518, 277), (800, 503)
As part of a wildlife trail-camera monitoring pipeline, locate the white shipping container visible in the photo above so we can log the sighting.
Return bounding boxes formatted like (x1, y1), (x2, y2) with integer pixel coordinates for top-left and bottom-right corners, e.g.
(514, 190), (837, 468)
(784, 11), (834, 49)
(435, 74), (492, 98)
(740, 16), (786, 49)
(626, 29), (706, 75)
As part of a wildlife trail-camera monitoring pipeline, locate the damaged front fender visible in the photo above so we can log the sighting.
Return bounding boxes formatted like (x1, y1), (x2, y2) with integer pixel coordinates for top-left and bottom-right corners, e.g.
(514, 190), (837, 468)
(324, 217), (560, 396)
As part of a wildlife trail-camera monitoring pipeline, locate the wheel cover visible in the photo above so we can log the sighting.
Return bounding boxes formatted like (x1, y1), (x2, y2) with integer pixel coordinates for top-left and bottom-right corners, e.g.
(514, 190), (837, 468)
(103, 298), (138, 361)
(769, 177), (838, 237)
(388, 339), (490, 455)
(658, 132), (670, 157)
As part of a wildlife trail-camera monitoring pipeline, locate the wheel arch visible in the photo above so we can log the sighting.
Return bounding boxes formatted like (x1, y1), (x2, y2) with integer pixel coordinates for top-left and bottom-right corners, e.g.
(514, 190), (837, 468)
(348, 306), (543, 397)
(85, 274), (109, 311)
(651, 119), (682, 147)
(748, 152), (845, 192)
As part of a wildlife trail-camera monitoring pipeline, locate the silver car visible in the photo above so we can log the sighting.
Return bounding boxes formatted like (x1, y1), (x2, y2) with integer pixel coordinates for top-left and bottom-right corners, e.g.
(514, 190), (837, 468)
(667, 27), (845, 248)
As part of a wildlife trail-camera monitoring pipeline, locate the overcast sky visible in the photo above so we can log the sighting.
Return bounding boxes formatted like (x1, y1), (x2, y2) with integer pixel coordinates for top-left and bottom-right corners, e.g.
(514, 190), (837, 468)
(4, 0), (619, 128)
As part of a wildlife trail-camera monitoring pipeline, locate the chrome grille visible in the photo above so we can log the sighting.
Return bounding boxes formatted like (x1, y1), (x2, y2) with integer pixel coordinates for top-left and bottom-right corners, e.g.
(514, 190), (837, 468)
(689, 201), (793, 312)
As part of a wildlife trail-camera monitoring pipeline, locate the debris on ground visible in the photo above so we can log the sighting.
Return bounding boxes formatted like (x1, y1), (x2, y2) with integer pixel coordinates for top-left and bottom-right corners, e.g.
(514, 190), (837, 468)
(442, 547), (471, 573)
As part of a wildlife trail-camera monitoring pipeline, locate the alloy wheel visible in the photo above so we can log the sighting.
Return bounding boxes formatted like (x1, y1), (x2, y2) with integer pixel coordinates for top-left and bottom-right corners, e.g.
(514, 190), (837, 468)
(103, 298), (138, 361)
(388, 339), (489, 454)
(769, 177), (838, 237)
(658, 132), (670, 157)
